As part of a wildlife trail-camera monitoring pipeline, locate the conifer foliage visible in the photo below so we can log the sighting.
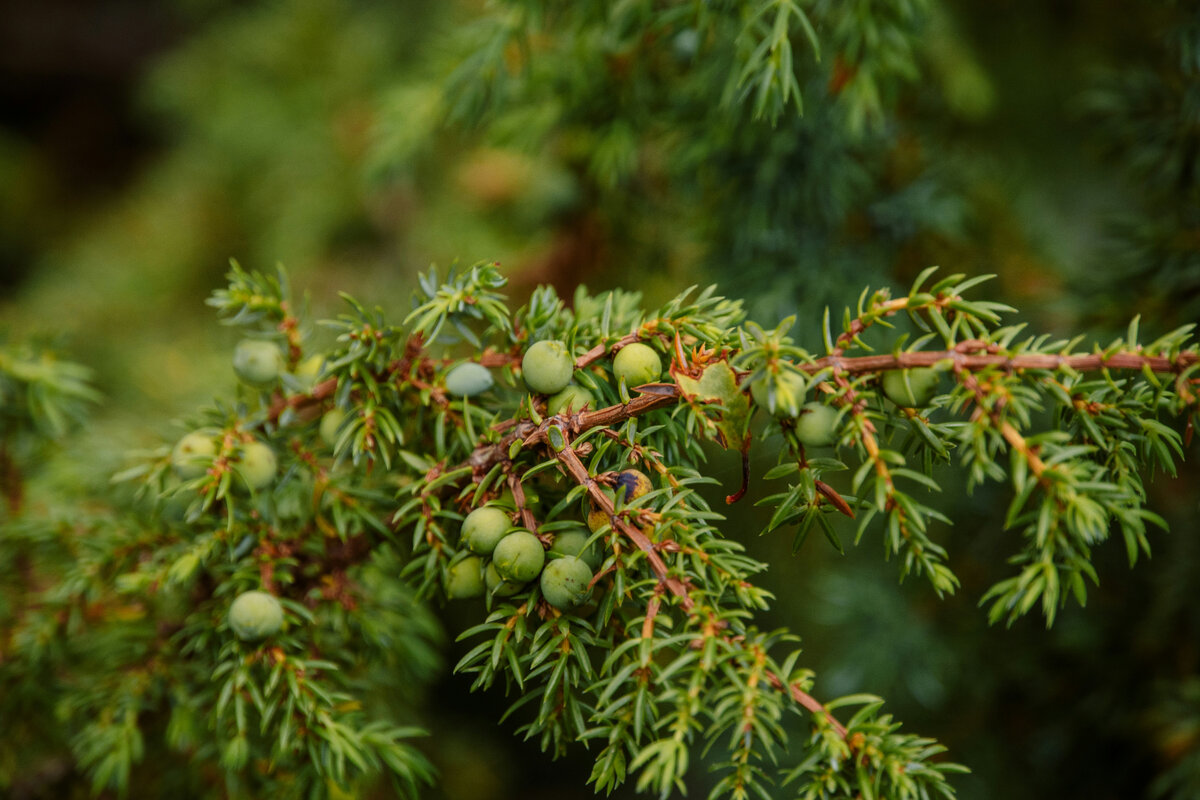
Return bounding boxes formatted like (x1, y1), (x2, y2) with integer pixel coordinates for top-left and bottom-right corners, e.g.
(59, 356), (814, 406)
(4, 260), (1197, 798)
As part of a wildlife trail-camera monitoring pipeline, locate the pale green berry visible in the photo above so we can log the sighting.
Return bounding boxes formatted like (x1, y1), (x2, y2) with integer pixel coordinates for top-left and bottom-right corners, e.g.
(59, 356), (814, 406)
(294, 355), (324, 388)
(750, 370), (807, 417)
(547, 384), (596, 416)
(881, 368), (940, 408)
(445, 556), (486, 599)
(485, 562), (525, 597)
(612, 343), (662, 387)
(171, 430), (216, 480)
(228, 591), (284, 641)
(445, 362), (494, 397)
(793, 402), (840, 448)
(460, 506), (511, 556)
(320, 407), (348, 449)
(233, 339), (284, 387)
(522, 340), (574, 394)
(492, 530), (545, 583)
(541, 556), (594, 610)
(239, 441), (277, 490)
(550, 528), (603, 571)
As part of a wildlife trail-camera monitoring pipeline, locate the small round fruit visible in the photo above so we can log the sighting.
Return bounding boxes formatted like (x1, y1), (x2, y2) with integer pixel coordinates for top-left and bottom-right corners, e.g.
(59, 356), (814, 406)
(547, 384), (596, 416)
(587, 508), (610, 534)
(673, 28), (700, 62)
(793, 402), (840, 448)
(171, 431), (216, 480)
(612, 343), (662, 388)
(550, 528), (603, 571)
(492, 530), (546, 583)
(228, 591), (284, 641)
(239, 441), (277, 490)
(294, 355), (324, 388)
(445, 362), (494, 397)
(485, 562), (526, 597)
(319, 407), (348, 448)
(541, 556), (594, 610)
(750, 370), (807, 417)
(522, 340), (574, 395)
(445, 556), (485, 599)
(460, 506), (511, 556)
(881, 368), (940, 408)
(233, 339), (284, 387)
(615, 469), (652, 503)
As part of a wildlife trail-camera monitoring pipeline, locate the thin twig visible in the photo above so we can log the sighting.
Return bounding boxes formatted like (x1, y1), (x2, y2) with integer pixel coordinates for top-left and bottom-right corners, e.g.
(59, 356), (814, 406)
(818, 349), (1199, 376)
(766, 671), (848, 738)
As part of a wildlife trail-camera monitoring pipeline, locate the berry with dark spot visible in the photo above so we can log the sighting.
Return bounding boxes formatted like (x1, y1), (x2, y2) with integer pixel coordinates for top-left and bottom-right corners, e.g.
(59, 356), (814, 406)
(615, 469), (652, 503)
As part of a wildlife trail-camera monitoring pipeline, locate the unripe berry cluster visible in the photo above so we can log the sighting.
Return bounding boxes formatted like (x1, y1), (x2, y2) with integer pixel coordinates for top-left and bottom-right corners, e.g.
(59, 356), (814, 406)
(448, 504), (592, 610)
(520, 339), (664, 412)
(446, 468), (653, 611)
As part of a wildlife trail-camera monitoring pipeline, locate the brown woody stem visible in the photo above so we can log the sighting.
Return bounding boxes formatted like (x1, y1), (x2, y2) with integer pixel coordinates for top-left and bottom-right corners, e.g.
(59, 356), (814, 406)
(817, 349), (1198, 376)
(553, 443), (693, 609)
(766, 671), (849, 738)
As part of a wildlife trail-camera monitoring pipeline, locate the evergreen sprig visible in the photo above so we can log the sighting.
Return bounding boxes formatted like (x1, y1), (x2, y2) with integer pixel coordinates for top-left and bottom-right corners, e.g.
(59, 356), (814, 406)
(2, 262), (1197, 798)
(0, 336), (100, 444)
(375, 0), (947, 332)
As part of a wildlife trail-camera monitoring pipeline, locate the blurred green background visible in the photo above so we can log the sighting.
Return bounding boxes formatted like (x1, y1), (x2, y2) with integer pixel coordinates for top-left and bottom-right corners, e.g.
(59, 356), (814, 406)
(2, 1), (1198, 798)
